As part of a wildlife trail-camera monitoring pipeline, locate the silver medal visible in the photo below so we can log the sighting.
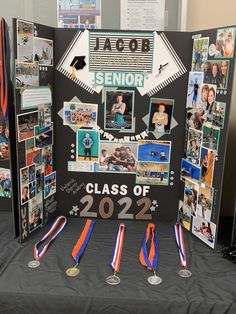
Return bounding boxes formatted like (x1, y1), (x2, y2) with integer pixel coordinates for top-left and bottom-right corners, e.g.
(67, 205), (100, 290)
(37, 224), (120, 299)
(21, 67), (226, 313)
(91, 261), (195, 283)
(147, 275), (162, 285)
(178, 269), (192, 278)
(106, 274), (121, 285)
(28, 260), (40, 268)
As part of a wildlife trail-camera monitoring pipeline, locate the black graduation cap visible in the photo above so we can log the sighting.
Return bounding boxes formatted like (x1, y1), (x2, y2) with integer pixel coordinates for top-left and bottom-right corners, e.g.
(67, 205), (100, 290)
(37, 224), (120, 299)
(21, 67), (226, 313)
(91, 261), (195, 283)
(70, 56), (86, 70)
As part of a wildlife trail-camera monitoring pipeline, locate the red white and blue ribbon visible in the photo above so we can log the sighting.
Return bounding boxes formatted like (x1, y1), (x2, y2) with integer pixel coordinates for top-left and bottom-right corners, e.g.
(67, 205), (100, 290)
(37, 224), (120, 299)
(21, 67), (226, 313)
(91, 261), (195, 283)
(174, 223), (187, 268)
(0, 19), (8, 119)
(139, 223), (158, 271)
(34, 216), (67, 261)
(72, 219), (95, 265)
(110, 224), (125, 273)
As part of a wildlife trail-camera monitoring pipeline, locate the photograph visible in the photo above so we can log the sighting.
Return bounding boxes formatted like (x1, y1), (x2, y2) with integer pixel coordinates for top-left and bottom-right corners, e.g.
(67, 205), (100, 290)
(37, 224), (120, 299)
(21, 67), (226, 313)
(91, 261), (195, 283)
(44, 180), (56, 199)
(191, 37), (209, 71)
(36, 166), (43, 194)
(0, 114), (10, 160)
(136, 162), (169, 185)
(29, 164), (36, 183)
(192, 216), (216, 248)
(215, 27), (235, 58)
(29, 192), (43, 233)
(0, 168), (12, 198)
(42, 145), (53, 176)
(183, 179), (199, 217)
(148, 98), (174, 133)
(196, 185), (214, 222)
(20, 167), (29, 186)
(178, 203), (191, 231)
(29, 181), (36, 199)
(202, 122), (220, 151)
(25, 138), (42, 166)
(21, 185), (29, 205)
(34, 37), (53, 66)
(38, 103), (52, 128)
(77, 129), (99, 162)
(195, 83), (217, 111)
(212, 102), (226, 128)
(200, 147), (216, 187)
(35, 124), (53, 148)
(44, 171), (56, 186)
(186, 128), (202, 165)
(98, 141), (137, 173)
(181, 159), (201, 185)
(137, 140), (171, 163)
(104, 90), (134, 131)
(17, 111), (38, 142)
(203, 60), (229, 89)
(17, 20), (34, 63)
(63, 102), (98, 128)
(186, 72), (203, 109)
(15, 62), (39, 88)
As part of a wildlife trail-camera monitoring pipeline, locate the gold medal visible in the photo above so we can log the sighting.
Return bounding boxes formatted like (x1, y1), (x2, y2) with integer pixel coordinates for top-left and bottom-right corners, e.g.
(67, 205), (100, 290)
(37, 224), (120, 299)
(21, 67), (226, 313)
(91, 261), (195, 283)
(66, 266), (80, 277)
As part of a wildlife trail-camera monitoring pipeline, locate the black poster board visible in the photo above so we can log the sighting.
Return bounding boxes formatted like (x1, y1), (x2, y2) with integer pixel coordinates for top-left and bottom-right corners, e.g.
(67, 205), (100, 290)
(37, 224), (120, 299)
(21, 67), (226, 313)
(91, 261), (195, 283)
(11, 19), (236, 249)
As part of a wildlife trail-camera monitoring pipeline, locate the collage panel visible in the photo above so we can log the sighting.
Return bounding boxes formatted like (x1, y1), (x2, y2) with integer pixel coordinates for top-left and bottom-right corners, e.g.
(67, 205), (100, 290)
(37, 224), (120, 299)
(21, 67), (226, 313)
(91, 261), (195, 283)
(203, 60), (229, 89)
(215, 27), (235, 58)
(17, 111), (38, 142)
(97, 141), (137, 173)
(33, 37), (53, 66)
(17, 19), (34, 63)
(181, 159), (201, 185)
(29, 192), (43, 233)
(148, 98), (174, 134)
(15, 62), (39, 89)
(137, 140), (171, 163)
(200, 147), (216, 187)
(196, 185), (214, 222)
(104, 90), (134, 131)
(136, 163), (169, 186)
(77, 129), (99, 163)
(183, 179), (199, 217)
(191, 37), (209, 71)
(192, 216), (216, 249)
(63, 102), (98, 128)
(186, 128), (203, 165)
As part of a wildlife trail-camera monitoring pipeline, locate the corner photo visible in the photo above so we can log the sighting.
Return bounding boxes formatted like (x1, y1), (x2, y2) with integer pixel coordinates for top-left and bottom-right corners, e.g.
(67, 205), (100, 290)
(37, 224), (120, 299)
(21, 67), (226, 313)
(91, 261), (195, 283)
(200, 148), (216, 187)
(136, 163), (169, 185)
(77, 129), (99, 162)
(138, 140), (171, 163)
(183, 179), (199, 217)
(181, 159), (201, 185)
(29, 192), (43, 233)
(192, 216), (216, 248)
(185, 128), (203, 165)
(148, 98), (174, 134)
(202, 122), (220, 151)
(0, 168), (12, 198)
(212, 102), (226, 128)
(203, 60), (229, 89)
(63, 102), (98, 128)
(15, 62), (39, 89)
(104, 90), (134, 131)
(17, 19), (34, 63)
(35, 124), (53, 148)
(0, 114), (10, 160)
(17, 111), (38, 142)
(215, 27), (235, 58)
(97, 141), (137, 173)
(191, 37), (209, 71)
(34, 37), (53, 66)
(196, 185), (214, 222)
(186, 72), (203, 109)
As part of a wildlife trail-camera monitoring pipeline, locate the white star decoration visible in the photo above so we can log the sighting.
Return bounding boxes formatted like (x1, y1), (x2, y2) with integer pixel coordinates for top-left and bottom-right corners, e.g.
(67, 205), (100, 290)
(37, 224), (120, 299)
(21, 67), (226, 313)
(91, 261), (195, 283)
(152, 200), (157, 205)
(34, 30), (38, 37)
(150, 206), (156, 212)
(70, 205), (79, 216)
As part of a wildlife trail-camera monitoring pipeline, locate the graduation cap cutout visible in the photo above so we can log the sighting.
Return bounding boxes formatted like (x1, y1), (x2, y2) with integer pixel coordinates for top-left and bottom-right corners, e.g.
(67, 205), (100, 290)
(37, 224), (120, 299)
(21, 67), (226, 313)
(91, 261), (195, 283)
(70, 56), (86, 71)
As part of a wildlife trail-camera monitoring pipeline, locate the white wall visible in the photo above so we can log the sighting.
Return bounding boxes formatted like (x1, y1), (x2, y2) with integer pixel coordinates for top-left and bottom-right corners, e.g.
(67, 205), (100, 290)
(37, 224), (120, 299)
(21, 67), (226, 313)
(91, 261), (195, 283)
(187, 0), (236, 216)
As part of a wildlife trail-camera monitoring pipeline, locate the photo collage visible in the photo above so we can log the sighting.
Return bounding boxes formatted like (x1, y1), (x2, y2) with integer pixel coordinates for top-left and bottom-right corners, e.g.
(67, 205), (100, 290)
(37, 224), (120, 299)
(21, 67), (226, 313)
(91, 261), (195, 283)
(16, 20), (55, 233)
(64, 94), (173, 186)
(179, 27), (235, 248)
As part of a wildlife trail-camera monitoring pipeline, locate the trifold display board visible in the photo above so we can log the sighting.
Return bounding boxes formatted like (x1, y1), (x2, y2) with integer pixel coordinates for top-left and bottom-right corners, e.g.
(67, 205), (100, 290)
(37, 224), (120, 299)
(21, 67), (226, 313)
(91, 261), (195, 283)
(12, 18), (236, 249)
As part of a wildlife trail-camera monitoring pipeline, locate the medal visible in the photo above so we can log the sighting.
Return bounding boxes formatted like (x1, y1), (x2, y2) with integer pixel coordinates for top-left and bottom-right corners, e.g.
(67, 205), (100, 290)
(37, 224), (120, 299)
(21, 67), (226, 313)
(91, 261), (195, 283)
(139, 223), (162, 285)
(28, 216), (67, 268)
(174, 223), (192, 278)
(106, 224), (125, 285)
(66, 219), (95, 277)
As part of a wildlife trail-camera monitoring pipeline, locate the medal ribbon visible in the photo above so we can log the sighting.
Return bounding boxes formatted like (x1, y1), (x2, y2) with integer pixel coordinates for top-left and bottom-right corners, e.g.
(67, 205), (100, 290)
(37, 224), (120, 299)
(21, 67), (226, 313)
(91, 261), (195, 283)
(34, 216), (67, 261)
(72, 219), (95, 265)
(174, 223), (187, 268)
(139, 223), (158, 271)
(110, 224), (125, 273)
(0, 19), (8, 118)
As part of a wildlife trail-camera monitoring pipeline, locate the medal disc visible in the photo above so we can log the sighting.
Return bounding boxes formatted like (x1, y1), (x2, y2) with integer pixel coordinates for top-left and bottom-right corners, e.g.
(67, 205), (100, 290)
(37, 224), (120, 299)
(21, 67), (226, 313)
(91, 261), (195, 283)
(28, 260), (40, 268)
(178, 269), (192, 278)
(106, 275), (120, 285)
(147, 275), (162, 285)
(66, 267), (80, 277)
